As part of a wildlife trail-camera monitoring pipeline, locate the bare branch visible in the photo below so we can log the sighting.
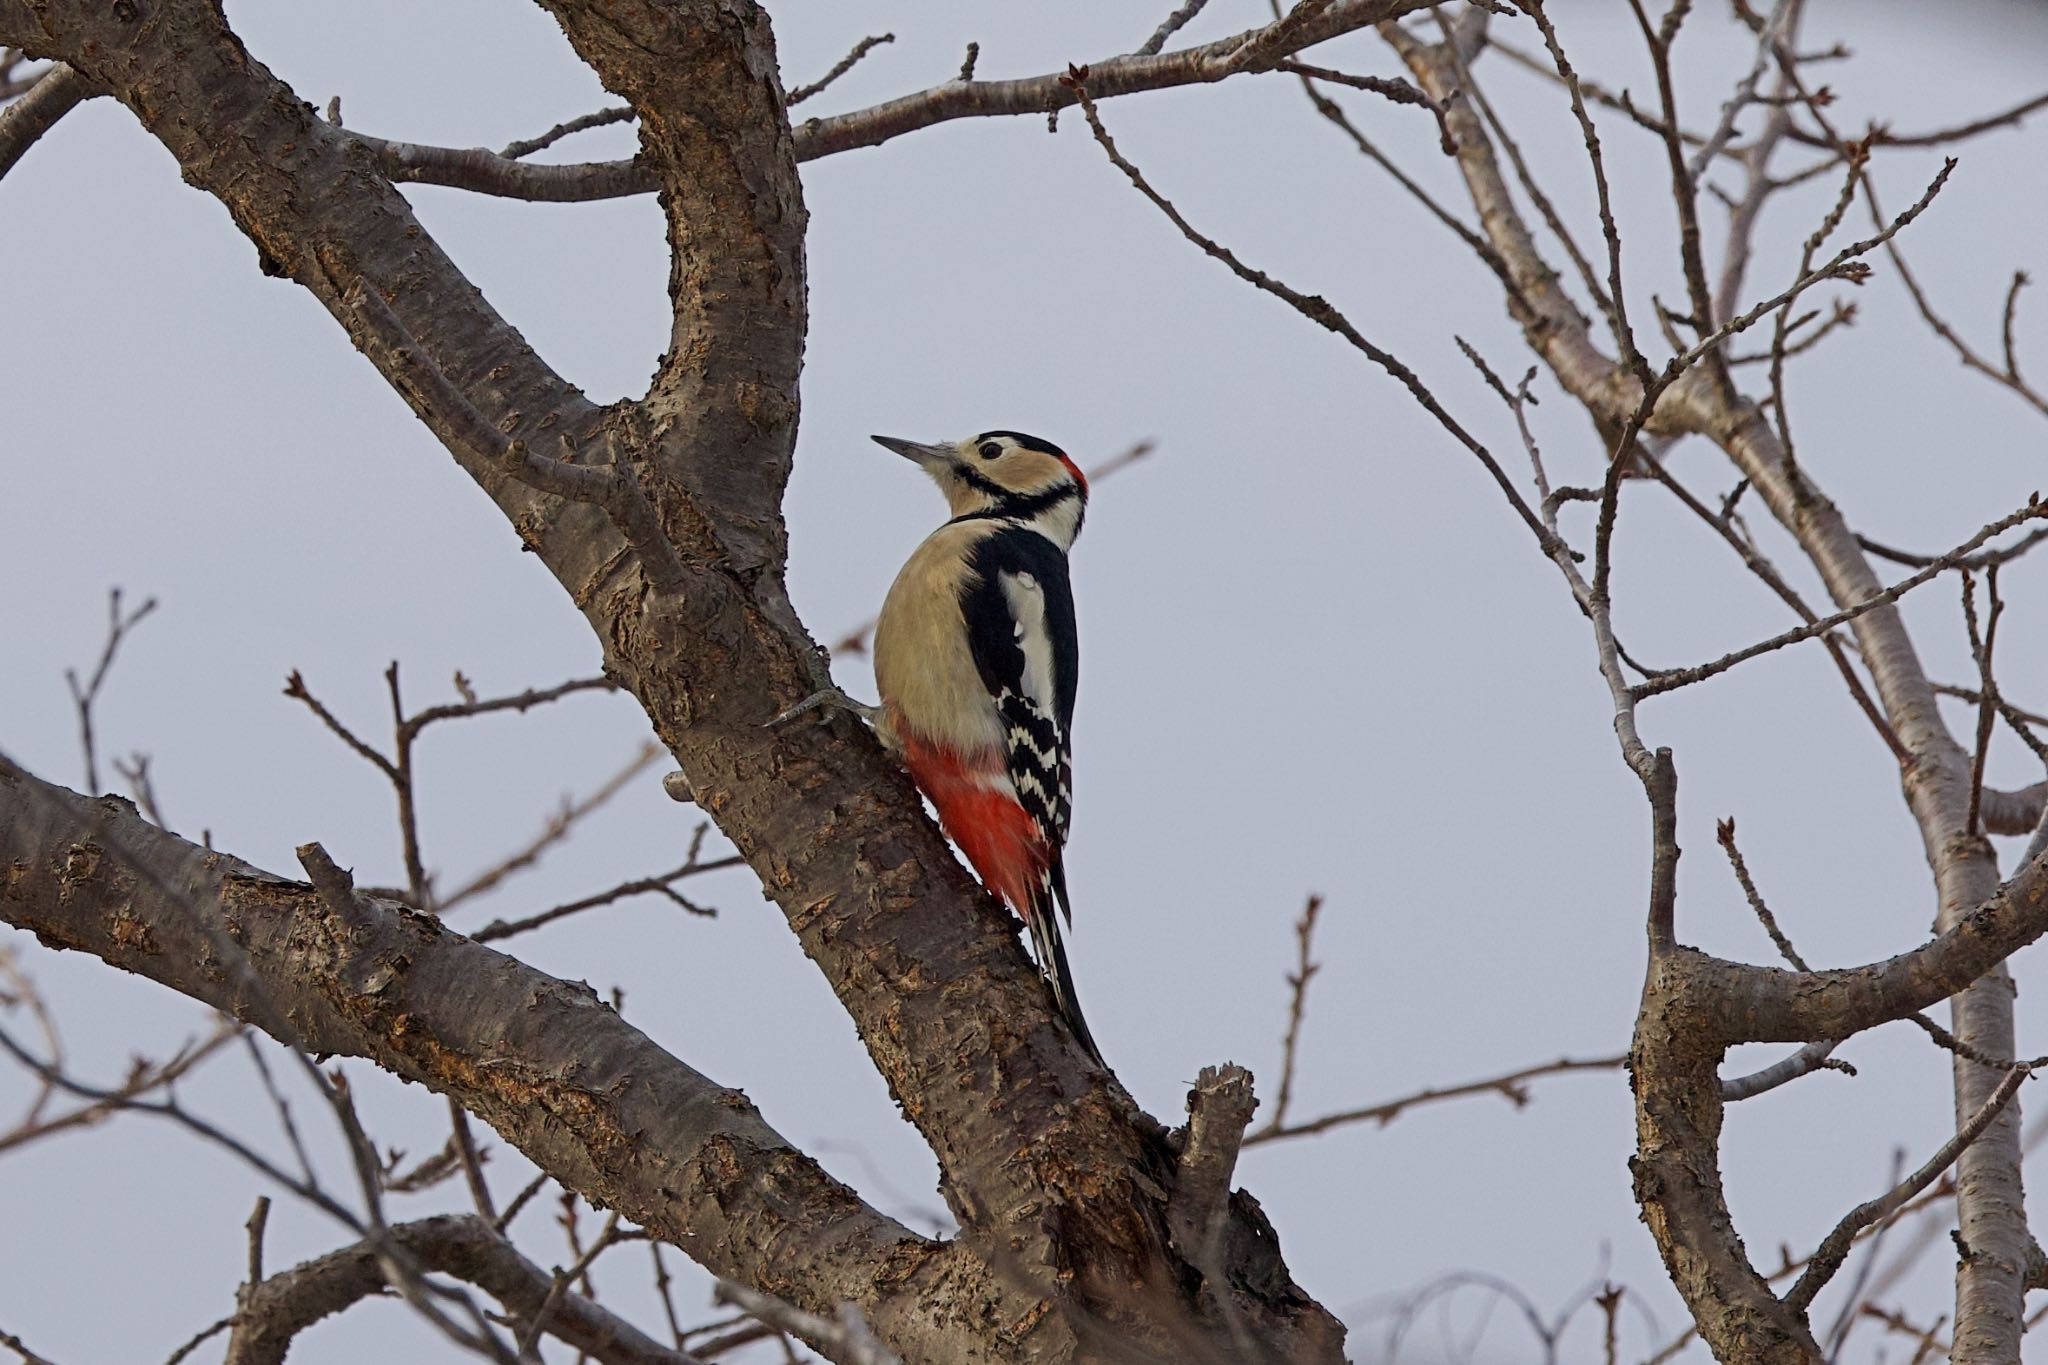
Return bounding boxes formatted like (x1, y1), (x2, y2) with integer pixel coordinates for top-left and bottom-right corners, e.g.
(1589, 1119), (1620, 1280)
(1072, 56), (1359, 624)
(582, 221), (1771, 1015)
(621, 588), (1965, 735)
(352, 131), (653, 201)
(64, 587), (158, 795)
(1634, 497), (2048, 700)
(331, 276), (686, 591)
(0, 1328), (56, 1365)
(472, 853), (737, 943)
(1138, 0), (1213, 57)
(1169, 1064), (1258, 1263)
(0, 1013), (238, 1157)
(1245, 1054), (1623, 1145)
(1720, 1040), (1849, 1102)
(402, 674), (618, 736)
(1268, 894), (1322, 1132)
(797, 0), (1428, 159)
(0, 762), (965, 1348)
(0, 61), (94, 181)
(1073, 81), (1562, 563)
(1786, 1066), (2031, 1313)
(500, 105), (634, 160)
(225, 1214), (704, 1365)
(437, 740), (665, 912)
(715, 1281), (901, 1365)
(330, 0), (1434, 204)
(787, 34), (895, 106)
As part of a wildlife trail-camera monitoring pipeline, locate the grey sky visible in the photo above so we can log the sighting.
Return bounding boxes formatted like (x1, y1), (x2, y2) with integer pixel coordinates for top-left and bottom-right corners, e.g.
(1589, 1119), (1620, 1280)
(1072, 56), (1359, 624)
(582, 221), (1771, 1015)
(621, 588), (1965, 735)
(5, 3), (2048, 1360)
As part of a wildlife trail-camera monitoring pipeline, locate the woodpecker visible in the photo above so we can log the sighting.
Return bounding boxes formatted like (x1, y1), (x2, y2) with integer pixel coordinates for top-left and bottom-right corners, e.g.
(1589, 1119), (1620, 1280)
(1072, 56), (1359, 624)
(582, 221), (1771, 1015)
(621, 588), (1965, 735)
(866, 430), (1101, 1065)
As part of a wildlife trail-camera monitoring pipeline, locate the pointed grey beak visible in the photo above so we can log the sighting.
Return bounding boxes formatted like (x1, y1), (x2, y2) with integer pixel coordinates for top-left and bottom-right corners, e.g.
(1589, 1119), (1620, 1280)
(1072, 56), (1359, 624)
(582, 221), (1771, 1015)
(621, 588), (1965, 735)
(871, 434), (954, 466)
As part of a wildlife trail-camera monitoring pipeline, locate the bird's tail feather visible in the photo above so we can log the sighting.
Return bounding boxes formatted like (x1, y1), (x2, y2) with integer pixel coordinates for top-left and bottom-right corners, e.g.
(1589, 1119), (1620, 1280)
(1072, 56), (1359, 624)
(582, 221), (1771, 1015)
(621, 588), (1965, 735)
(1027, 863), (1102, 1066)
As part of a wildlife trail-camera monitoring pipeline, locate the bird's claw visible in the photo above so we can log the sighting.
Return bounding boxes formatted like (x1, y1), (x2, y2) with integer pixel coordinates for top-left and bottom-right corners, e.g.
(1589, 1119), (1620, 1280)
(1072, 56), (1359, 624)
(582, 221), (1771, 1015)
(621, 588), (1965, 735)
(767, 687), (884, 730)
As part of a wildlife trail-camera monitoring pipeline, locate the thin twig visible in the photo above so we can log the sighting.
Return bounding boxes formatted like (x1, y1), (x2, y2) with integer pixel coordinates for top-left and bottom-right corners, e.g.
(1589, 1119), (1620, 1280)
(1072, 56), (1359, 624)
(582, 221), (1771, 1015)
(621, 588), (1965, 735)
(64, 587), (158, 795)
(473, 852), (737, 943)
(787, 34), (895, 106)
(1823, 1149), (1908, 1360)
(247, 1195), (272, 1285)
(496, 1172), (552, 1233)
(1633, 448), (1906, 760)
(402, 674), (618, 737)
(1786, 1065), (2031, 1312)
(1245, 1054), (1624, 1145)
(449, 1099), (497, 1223)
(517, 1211), (623, 1357)
(1634, 497), (2048, 700)
(1718, 818), (1806, 969)
(161, 1316), (233, 1365)
(1856, 525), (2048, 572)
(715, 1282), (901, 1365)
(1138, 0), (1212, 56)
(1269, 894), (1322, 1132)
(282, 670), (398, 779)
(0, 1329), (56, 1365)
(437, 741), (666, 912)
(0, 1018), (238, 1156)
(1961, 568), (2005, 839)
(499, 106), (634, 160)
(1073, 80), (1562, 562)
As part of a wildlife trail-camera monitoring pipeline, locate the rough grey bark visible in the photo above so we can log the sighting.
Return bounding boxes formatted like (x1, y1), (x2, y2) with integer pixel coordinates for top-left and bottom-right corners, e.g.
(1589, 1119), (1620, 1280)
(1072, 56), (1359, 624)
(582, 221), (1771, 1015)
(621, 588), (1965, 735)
(225, 1214), (702, 1365)
(0, 764), (1012, 1361)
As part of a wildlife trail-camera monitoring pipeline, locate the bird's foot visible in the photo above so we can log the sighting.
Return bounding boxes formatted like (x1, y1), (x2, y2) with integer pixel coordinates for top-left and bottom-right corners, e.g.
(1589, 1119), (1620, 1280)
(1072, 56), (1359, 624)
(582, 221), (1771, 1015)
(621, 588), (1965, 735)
(767, 686), (885, 730)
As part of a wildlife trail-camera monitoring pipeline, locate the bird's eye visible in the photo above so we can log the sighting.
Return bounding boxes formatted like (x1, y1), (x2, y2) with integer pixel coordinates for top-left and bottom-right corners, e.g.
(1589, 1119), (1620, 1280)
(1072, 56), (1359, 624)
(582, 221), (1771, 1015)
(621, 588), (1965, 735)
(978, 441), (1003, 461)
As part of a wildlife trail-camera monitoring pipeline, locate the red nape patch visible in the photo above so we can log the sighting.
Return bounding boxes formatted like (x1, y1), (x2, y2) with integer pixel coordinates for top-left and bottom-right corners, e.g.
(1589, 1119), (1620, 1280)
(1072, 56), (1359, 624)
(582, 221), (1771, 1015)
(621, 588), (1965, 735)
(1059, 453), (1089, 496)
(901, 734), (1046, 912)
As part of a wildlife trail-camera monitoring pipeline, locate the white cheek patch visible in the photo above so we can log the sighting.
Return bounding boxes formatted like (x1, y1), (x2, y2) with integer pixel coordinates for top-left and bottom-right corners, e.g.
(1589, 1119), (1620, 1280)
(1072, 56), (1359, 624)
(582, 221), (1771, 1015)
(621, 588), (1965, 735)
(1032, 497), (1082, 552)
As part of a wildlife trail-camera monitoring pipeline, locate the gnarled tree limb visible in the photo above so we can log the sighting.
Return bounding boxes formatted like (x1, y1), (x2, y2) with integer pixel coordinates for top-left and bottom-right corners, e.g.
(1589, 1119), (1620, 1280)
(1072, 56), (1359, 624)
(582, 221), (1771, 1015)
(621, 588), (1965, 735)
(0, 760), (1021, 1360)
(226, 1213), (703, 1365)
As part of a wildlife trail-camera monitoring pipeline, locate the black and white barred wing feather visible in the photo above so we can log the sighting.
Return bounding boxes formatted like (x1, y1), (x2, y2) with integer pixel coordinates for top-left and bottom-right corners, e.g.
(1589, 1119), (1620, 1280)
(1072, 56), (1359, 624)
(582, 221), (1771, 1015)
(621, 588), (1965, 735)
(960, 529), (1097, 1059)
(994, 572), (1074, 854)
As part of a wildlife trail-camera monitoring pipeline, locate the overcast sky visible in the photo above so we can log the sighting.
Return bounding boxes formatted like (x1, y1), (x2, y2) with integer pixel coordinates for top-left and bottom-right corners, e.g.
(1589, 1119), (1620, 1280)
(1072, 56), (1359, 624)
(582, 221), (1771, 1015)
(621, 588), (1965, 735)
(7, 3), (2048, 1362)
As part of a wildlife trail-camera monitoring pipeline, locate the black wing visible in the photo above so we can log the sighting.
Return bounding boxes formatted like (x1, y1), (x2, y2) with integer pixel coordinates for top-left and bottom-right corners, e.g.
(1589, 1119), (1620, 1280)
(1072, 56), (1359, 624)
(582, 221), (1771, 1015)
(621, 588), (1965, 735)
(958, 527), (1079, 848)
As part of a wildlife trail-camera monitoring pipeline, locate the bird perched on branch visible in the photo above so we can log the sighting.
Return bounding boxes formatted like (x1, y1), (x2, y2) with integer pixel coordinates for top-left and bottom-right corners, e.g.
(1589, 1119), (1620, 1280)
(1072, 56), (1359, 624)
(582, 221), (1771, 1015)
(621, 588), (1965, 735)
(785, 430), (1100, 1064)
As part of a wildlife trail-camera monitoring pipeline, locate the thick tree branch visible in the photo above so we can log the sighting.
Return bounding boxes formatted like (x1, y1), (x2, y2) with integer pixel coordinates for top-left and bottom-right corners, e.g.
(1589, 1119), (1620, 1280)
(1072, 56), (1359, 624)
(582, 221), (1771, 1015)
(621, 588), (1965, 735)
(1982, 781), (2048, 837)
(224, 1213), (703, 1365)
(792, 0), (1431, 160)
(1168, 1065), (1257, 1266)
(352, 131), (654, 201)
(0, 60), (94, 180)
(0, 760), (1019, 1361)
(322, 1), (1437, 206)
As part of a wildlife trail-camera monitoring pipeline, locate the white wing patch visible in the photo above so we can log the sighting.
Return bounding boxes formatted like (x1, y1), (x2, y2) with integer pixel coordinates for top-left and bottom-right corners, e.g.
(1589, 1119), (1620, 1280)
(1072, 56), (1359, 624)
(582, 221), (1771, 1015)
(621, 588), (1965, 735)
(996, 568), (1072, 846)
(999, 571), (1057, 719)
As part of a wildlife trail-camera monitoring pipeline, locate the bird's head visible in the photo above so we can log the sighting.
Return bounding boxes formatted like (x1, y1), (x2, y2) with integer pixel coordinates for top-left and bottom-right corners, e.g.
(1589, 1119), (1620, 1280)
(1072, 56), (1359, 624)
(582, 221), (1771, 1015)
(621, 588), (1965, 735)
(872, 430), (1088, 544)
